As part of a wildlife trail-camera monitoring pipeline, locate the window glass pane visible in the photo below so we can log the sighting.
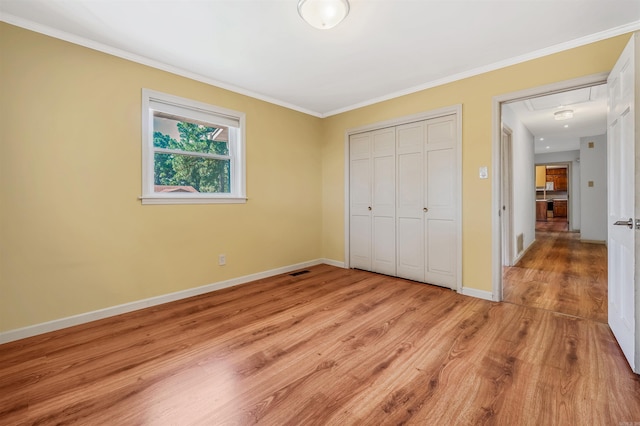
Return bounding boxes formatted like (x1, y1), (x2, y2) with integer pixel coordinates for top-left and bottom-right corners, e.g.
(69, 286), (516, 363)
(153, 113), (229, 155)
(154, 153), (231, 194)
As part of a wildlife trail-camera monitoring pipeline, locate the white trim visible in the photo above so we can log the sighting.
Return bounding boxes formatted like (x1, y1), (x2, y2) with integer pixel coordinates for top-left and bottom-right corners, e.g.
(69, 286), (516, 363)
(345, 106), (462, 136)
(140, 196), (248, 205)
(0, 259), (330, 344)
(344, 105), (463, 292)
(579, 239), (607, 245)
(322, 23), (640, 117)
(343, 131), (351, 269)
(153, 148), (231, 161)
(2, 13), (637, 119)
(321, 258), (346, 268)
(460, 287), (494, 302)
(454, 105), (463, 294)
(491, 73), (610, 303)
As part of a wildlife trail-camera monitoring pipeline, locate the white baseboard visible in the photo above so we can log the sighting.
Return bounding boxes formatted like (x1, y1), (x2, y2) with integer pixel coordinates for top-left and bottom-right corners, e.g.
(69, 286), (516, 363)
(460, 287), (494, 301)
(321, 258), (346, 268)
(580, 239), (606, 244)
(0, 259), (331, 344)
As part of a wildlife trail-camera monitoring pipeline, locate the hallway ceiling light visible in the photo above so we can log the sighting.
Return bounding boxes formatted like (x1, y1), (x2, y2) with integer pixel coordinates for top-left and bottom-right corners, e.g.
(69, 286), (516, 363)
(298, 0), (350, 29)
(554, 109), (574, 120)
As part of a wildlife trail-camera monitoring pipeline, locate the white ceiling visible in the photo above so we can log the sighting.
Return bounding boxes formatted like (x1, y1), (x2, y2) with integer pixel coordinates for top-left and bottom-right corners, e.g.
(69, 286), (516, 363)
(1, 1), (639, 117)
(507, 84), (609, 154)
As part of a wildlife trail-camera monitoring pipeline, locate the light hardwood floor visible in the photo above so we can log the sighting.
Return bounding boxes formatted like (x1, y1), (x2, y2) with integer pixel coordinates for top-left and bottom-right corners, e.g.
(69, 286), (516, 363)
(1, 264), (639, 425)
(504, 227), (607, 323)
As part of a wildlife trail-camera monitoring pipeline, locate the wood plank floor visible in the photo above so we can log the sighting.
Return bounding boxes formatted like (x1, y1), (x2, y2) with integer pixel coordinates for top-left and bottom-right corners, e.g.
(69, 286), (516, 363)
(535, 217), (569, 233)
(504, 229), (607, 323)
(1, 265), (639, 425)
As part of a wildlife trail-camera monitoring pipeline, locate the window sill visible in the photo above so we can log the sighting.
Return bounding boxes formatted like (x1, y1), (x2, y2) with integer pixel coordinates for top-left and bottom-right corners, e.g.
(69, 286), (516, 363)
(140, 195), (247, 205)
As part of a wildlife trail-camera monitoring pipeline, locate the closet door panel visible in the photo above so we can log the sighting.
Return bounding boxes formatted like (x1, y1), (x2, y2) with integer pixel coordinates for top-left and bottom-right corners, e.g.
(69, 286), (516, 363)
(350, 215), (372, 270)
(426, 148), (454, 212)
(349, 133), (372, 270)
(397, 217), (423, 280)
(372, 129), (396, 275)
(424, 115), (457, 288)
(425, 219), (456, 286)
(373, 216), (396, 275)
(396, 122), (425, 280)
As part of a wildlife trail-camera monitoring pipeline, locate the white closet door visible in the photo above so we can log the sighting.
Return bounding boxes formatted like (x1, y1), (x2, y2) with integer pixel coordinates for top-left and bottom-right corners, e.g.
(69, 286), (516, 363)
(371, 128), (396, 275)
(424, 116), (457, 288)
(349, 112), (458, 289)
(349, 132), (372, 271)
(396, 121), (425, 281)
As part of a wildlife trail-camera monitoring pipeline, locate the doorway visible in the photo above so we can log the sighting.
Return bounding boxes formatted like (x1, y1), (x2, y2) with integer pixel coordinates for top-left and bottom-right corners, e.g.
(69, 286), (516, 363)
(535, 163), (570, 233)
(492, 74), (609, 313)
(499, 82), (609, 321)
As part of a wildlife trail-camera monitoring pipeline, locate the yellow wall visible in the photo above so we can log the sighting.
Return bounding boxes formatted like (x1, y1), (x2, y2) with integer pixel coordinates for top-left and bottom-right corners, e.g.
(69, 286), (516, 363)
(321, 33), (632, 291)
(535, 166), (547, 188)
(0, 23), (323, 331)
(0, 22), (633, 333)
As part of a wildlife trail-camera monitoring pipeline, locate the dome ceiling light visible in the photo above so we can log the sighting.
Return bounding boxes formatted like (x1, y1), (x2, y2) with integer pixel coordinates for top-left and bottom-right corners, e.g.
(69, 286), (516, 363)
(554, 109), (574, 120)
(298, 0), (350, 29)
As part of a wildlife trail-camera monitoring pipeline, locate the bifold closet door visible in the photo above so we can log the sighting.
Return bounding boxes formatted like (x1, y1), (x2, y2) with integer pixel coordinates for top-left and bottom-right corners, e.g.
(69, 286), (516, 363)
(396, 115), (457, 288)
(396, 121), (426, 282)
(424, 115), (457, 288)
(349, 128), (396, 276)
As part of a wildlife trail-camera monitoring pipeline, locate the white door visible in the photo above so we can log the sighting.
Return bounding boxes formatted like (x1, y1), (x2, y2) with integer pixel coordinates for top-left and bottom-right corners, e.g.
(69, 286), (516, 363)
(371, 128), (396, 276)
(607, 33), (638, 373)
(349, 128), (396, 275)
(501, 126), (513, 266)
(349, 110), (459, 288)
(349, 132), (373, 271)
(395, 116), (458, 288)
(396, 121), (426, 281)
(424, 116), (458, 288)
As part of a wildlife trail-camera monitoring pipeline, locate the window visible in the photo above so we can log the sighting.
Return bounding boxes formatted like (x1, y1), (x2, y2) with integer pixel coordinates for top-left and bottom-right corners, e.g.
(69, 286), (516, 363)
(141, 89), (246, 204)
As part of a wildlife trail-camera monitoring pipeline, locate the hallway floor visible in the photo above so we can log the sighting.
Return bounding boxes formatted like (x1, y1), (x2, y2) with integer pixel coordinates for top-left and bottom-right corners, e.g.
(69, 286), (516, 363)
(503, 227), (607, 323)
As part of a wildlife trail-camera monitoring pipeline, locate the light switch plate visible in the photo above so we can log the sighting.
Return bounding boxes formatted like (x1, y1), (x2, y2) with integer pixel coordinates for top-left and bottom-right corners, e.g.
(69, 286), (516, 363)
(479, 166), (488, 179)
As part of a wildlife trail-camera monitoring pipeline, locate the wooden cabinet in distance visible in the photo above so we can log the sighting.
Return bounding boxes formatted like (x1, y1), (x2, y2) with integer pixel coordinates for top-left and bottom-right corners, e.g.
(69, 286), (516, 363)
(546, 168), (568, 191)
(536, 200), (547, 221)
(553, 199), (568, 217)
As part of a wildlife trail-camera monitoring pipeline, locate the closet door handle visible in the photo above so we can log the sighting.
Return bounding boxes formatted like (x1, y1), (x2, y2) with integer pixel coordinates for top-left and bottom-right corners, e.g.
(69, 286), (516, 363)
(423, 207), (428, 212)
(368, 206), (372, 211)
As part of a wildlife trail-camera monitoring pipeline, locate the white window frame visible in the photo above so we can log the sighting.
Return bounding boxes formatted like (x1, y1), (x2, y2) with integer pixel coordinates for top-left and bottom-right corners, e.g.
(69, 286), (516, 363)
(140, 89), (246, 205)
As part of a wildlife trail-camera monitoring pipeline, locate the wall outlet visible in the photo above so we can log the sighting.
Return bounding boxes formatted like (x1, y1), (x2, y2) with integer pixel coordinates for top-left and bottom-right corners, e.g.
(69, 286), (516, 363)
(218, 254), (226, 266)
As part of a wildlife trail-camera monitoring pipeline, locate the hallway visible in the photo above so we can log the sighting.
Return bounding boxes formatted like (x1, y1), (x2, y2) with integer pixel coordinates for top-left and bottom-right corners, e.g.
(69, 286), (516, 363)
(503, 227), (607, 323)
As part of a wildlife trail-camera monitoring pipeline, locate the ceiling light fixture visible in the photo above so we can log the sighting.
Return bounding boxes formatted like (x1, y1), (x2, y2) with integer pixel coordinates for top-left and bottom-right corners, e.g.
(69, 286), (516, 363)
(554, 109), (574, 120)
(298, 0), (350, 29)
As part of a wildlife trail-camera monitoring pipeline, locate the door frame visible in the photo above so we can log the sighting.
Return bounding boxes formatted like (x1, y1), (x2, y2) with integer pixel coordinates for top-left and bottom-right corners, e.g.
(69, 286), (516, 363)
(344, 104), (463, 293)
(491, 73), (608, 301)
(501, 125), (514, 266)
(535, 161), (573, 230)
